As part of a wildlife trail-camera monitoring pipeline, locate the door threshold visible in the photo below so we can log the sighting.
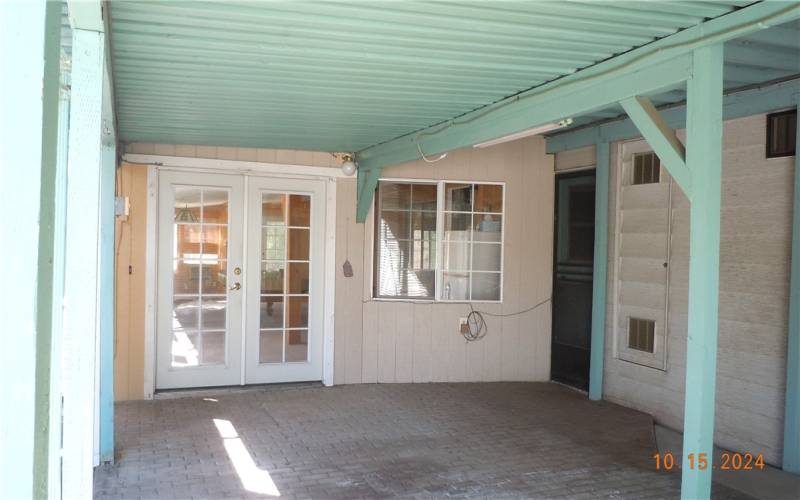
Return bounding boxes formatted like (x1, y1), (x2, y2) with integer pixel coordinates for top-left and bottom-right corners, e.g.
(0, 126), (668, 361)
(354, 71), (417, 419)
(154, 381), (323, 400)
(549, 379), (589, 395)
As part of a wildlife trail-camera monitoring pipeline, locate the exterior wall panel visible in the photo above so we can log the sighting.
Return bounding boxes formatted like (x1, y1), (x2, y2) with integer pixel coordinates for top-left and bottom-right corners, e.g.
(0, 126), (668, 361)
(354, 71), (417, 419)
(556, 112), (796, 466)
(116, 136), (555, 398)
(339, 136), (555, 384)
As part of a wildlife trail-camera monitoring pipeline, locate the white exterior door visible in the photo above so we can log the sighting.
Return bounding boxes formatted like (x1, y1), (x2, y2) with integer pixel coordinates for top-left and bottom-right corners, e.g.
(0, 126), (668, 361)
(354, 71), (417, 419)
(614, 143), (673, 370)
(244, 177), (325, 384)
(155, 171), (326, 389)
(156, 171), (245, 389)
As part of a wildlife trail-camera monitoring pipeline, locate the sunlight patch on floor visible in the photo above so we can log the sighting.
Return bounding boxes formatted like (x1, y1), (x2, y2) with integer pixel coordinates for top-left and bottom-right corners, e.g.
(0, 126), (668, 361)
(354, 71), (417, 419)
(213, 418), (280, 496)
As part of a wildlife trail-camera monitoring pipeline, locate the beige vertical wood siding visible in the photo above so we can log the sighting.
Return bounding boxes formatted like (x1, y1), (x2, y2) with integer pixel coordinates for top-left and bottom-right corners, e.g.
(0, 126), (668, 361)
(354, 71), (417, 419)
(556, 113), (795, 466)
(335, 136), (555, 385)
(116, 138), (554, 398)
(114, 164), (148, 400)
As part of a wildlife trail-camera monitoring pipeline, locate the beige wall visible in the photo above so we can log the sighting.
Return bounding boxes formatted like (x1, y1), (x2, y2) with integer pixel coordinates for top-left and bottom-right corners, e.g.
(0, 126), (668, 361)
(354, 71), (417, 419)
(115, 164), (148, 400)
(556, 113), (796, 465)
(115, 137), (555, 399)
(334, 137), (554, 384)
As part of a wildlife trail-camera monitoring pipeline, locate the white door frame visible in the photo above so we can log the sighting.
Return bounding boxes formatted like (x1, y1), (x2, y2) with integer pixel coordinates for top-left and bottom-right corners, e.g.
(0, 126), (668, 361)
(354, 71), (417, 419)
(130, 154), (341, 398)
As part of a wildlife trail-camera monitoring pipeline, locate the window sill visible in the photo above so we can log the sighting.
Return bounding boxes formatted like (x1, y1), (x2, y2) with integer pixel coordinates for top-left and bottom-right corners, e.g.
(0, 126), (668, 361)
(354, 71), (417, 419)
(369, 297), (503, 305)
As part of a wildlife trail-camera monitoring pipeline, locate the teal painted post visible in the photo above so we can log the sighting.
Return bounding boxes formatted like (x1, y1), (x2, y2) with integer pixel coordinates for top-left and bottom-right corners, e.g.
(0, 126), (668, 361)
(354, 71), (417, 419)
(99, 41), (117, 463)
(589, 141), (609, 401)
(784, 101), (800, 474)
(62, 27), (106, 497)
(99, 141), (116, 463)
(33, 1), (65, 496)
(0, 1), (48, 498)
(680, 44), (724, 500)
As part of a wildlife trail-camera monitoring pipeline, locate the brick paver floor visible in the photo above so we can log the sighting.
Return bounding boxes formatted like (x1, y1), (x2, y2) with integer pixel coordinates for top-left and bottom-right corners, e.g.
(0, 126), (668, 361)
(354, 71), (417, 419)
(94, 382), (752, 499)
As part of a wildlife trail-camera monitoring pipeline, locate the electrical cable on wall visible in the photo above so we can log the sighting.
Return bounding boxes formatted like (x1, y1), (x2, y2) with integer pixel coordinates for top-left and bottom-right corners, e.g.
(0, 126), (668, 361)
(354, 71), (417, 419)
(359, 296), (552, 342)
(416, 139), (447, 163)
(463, 303), (487, 342)
(354, 203), (551, 343)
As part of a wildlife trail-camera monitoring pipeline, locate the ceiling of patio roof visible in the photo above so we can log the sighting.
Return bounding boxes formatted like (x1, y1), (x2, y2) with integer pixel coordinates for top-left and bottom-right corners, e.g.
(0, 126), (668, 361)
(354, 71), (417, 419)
(111, 1), (779, 153)
(552, 18), (800, 132)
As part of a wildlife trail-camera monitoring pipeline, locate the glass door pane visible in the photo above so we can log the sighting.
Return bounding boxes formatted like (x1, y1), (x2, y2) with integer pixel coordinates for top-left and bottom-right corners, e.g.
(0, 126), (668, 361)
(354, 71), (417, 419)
(172, 187), (230, 366)
(258, 192), (310, 365)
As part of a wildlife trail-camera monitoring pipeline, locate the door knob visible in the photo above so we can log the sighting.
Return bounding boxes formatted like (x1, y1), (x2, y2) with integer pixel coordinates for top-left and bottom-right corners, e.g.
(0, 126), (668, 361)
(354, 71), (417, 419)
(229, 282), (241, 291)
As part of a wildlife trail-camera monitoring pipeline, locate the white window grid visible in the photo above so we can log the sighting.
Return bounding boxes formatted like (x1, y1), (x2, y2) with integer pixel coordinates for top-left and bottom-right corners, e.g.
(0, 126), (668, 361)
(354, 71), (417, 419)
(172, 186), (231, 367)
(258, 191), (312, 364)
(373, 178), (506, 303)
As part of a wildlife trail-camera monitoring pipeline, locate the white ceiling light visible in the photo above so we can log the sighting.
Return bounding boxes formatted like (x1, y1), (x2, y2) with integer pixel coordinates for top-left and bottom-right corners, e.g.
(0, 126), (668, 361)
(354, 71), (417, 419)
(340, 154), (356, 176)
(473, 118), (573, 148)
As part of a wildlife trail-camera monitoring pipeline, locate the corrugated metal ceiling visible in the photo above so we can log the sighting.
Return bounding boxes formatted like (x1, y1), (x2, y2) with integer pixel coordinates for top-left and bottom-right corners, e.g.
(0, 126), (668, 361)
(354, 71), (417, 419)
(560, 17), (800, 130)
(110, 1), (794, 153)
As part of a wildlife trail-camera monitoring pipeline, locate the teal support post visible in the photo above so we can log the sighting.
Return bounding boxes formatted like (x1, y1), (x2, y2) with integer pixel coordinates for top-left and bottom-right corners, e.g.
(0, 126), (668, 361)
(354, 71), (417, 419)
(589, 140), (609, 401)
(680, 44), (724, 500)
(98, 141), (116, 463)
(784, 101), (800, 474)
(356, 167), (382, 223)
(34, 1), (66, 495)
(62, 27), (106, 498)
(0, 1), (51, 498)
(99, 40), (117, 464)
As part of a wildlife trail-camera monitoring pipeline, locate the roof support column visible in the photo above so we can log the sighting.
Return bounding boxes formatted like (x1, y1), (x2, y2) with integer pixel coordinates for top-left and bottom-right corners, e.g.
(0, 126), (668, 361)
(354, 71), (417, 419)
(783, 100), (800, 474)
(589, 140), (609, 401)
(680, 44), (724, 500)
(0, 1), (52, 498)
(62, 26), (106, 499)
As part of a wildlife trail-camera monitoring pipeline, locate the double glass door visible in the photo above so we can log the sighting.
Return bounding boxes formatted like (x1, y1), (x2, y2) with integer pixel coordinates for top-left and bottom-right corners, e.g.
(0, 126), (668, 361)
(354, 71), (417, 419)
(156, 171), (324, 389)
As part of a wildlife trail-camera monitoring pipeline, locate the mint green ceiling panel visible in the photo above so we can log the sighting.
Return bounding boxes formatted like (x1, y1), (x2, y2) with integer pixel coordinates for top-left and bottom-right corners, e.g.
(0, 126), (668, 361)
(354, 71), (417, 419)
(551, 18), (799, 133)
(111, 1), (765, 152)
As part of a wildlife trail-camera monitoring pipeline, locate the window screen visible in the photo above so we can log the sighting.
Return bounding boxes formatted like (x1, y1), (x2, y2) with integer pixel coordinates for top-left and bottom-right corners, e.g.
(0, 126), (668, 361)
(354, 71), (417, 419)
(373, 182), (437, 299)
(632, 152), (661, 185)
(767, 110), (797, 158)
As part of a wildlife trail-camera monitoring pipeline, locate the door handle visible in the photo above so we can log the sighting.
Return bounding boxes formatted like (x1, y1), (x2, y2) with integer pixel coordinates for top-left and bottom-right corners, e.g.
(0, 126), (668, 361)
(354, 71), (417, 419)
(229, 282), (241, 291)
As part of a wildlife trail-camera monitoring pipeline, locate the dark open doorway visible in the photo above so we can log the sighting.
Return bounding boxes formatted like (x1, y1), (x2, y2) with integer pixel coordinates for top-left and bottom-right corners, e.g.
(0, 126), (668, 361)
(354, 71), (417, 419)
(551, 170), (596, 390)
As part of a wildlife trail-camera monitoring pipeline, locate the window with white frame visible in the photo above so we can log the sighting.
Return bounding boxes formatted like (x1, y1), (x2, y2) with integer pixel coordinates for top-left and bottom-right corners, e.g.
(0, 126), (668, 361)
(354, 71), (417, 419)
(373, 180), (504, 302)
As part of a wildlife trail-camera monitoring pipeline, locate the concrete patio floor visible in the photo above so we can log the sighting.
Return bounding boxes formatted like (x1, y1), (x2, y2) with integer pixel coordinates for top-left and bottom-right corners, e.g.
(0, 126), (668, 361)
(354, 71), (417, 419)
(94, 382), (752, 499)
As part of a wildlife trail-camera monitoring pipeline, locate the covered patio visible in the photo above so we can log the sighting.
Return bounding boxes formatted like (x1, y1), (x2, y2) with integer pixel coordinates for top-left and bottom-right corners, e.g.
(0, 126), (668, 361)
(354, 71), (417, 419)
(3, 1), (800, 500)
(95, 383), (751, 499)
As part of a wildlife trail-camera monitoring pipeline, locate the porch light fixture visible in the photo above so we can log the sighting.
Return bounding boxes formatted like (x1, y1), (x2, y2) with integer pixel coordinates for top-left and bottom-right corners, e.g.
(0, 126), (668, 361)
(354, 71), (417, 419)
(340, 154), (356, 176)
(473, 118), (574, 148)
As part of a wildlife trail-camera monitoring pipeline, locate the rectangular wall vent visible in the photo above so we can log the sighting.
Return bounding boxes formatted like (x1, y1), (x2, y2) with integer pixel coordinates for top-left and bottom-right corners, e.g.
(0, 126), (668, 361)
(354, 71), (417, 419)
(628, 317), (655, 353)
(632, 152), (661, 185)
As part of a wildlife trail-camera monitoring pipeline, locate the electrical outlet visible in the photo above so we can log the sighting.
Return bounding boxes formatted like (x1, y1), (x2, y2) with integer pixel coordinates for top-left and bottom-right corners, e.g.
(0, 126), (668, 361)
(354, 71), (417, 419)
(459, 317), (469, 335)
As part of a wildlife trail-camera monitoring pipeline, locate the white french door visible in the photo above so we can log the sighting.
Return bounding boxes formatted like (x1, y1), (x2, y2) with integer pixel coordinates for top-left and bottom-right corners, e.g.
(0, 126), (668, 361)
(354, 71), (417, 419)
(244, 177), (325, 384)
(155, 170), (324, 389)
(156, 172), (244, 389)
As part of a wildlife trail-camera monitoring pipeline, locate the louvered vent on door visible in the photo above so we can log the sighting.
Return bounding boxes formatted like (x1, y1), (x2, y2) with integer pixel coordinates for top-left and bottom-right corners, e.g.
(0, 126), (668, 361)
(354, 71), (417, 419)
(632, 152), (661, 185)
(628, 317), (656, 353)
